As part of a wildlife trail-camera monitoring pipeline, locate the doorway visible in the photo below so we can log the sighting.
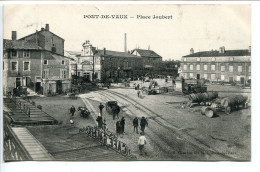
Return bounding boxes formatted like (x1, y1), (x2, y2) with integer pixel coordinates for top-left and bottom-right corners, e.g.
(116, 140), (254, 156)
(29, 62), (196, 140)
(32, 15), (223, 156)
(16, 78), (21, 88)
(197, 74), (200, 79)
(35, 82), (41, 93)
(56, 80), (63, 94)
(240, 77), (245, 84)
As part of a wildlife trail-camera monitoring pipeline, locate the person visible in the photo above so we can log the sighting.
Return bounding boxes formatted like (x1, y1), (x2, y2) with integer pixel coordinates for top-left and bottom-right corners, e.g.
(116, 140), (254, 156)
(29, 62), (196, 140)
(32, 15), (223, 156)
(70, 105), (76, 116)
(140, 116), (148, 133)
(137, 90), (140, 98)
(116, 120), (121, 136)
(120, 117), (125, 134)
(137, 84), (140, 90)
(112, 105), (120, 120)
(138, 132), (147, 156)
(96, 113), (103, 129)
(98, 103), (104, 116)
(133, 117), (139, 134)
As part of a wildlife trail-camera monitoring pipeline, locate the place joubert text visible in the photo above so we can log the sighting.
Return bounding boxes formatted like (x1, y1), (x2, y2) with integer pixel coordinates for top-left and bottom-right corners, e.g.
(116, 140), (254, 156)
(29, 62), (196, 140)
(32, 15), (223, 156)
(83, 14), (173, 19)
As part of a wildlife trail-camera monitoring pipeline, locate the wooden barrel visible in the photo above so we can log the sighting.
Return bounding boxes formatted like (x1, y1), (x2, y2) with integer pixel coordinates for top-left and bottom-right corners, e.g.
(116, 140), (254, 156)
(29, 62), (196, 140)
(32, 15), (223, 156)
(201, 106), (210, 115)
(205, 110), (215, 118)
(221, 95), (247, 108)
(189, 93), (198, 103)
(208, 92), (218, 100)
(202, 93), (209, 102)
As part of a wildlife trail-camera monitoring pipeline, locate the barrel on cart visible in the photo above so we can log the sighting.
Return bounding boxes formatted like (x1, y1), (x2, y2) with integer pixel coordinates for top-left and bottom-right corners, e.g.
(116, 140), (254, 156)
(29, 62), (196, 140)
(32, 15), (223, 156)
(189, 92), (218, 105)
(220, 95), (248, 114)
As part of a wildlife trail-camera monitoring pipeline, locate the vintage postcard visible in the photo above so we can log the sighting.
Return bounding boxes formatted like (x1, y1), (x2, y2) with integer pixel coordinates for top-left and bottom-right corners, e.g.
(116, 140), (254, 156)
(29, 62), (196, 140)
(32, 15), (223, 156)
(2, 4), (251, 161)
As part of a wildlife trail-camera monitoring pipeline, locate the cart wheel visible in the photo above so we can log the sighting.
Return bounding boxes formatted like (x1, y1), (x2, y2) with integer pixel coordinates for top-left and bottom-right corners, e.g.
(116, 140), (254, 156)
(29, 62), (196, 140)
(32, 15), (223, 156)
(225, 106), (231, 114)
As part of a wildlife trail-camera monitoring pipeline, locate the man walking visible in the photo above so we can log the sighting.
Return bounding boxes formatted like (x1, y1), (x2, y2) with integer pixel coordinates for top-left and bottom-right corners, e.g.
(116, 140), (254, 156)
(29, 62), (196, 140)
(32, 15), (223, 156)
(96, 113), (103, 129)
(98, 103), (104, 116)
(70, 105), (76, 116)
(140, 116), (148, 133)
(133, 117), (139, 134)
(137, 90), (140, 98)
(116, 120), (121, 136)
(138, 132), (147, 156)
(120, 117), (126, 134)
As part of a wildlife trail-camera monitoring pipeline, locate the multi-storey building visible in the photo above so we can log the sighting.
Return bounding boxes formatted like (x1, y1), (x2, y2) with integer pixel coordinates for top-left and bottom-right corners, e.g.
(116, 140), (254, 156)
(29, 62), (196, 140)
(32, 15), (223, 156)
(3, 24), (71, 96)
(97, 48), (144, 82)
(180, 46), (251, 84)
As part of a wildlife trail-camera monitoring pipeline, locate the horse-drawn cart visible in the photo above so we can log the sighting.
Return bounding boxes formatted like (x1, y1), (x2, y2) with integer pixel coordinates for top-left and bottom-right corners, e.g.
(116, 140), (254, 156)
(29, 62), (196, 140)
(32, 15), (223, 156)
(78, 106), (91, 118)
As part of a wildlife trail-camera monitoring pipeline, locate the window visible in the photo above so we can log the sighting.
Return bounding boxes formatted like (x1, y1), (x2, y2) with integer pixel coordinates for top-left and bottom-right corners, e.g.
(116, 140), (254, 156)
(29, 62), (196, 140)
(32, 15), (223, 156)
(196, 64), (200, 70)
(61, 69), (66, 78)
(229, 57), (234, 61)
(229, 66), (233, 72)
(212, 57), (216, 61)
(211, 74), (216, 80)
(23, 62), (30, 71)
(43, 69), (49, 79)
(221, 75), (225, 80)
(183, 58), (187, 62)
(204, 74), (207, 79)
(61, 60), (65, 65)
(11, 62), (17, 70)
(11, 50), (17, 57)
(190, 73), (194, 78)
(204, 64), (208, 71)
(183, 65), (187, 70)
(238, 66), (242, 72)
(211, 65), (216, 71)
(236, 75), (240, 81)
(197, 58), (200, 62)
(23, 51), (30, 58)
(190, 65), (193, 70)
(44, 60), (48, 65)
(221, 66), (225, 72)
(184, 73), (188, 79)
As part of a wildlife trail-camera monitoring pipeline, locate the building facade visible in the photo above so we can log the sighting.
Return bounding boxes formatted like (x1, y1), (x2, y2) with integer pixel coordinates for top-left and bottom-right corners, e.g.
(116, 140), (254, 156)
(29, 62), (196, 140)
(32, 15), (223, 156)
(97, 48), (144, 82)
(3, 24), (71, 96)
(180, 46), (251, 84)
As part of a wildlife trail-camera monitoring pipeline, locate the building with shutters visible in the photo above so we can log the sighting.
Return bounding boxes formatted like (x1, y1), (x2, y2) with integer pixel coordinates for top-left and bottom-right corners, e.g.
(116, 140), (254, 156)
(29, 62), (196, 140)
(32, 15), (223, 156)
(3, 24), (71, 96)
(180, 46), (251, 84)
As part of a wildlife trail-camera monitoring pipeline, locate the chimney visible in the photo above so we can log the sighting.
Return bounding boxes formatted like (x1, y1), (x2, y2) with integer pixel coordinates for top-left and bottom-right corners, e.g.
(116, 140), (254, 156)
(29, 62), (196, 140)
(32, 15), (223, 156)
(190, 48), (194, 54)
(41, 27), (44, 31)
(45, 24), (49, 31)
(103, 48), (106, 55)
(219, 46), (225, 53)
(249, 46), (251, 53)
(124, 33), (127, 52)
(12, 31), (17, 40)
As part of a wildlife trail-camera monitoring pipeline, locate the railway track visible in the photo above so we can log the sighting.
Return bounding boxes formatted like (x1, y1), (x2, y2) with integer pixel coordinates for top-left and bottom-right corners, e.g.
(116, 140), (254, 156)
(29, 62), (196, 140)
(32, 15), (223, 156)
(101, 89), (236, 160)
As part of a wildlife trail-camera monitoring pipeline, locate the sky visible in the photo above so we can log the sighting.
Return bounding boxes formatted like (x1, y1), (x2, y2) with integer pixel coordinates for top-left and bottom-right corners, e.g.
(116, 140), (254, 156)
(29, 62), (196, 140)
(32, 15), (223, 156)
(3, 4), (251, 60)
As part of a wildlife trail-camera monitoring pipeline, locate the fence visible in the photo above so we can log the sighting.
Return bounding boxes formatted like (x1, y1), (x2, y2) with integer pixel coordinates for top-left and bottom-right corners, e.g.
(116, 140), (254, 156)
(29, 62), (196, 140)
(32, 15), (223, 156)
(79, 126), (135, 160)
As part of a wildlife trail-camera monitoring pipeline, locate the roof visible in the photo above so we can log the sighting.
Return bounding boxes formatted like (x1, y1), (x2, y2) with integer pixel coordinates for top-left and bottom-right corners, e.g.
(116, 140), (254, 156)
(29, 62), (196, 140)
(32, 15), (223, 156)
(65, 51), (81, 56)
(133, 49), (162, 58)
(3, 39), (42, 50)
(97, 49), (142, 58)
(183, 49), (251, 57)
(19, 30), (64, 41)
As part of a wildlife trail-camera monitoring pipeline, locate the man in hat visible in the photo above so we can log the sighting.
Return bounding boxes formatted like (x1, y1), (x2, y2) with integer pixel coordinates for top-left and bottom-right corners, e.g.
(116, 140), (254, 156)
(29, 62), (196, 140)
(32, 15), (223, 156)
(98, 103), (104, 116)
(120, 117), (126, 134)
(133, 117), (139, 134)
(116, 120), (121, 136)
(140, 116), (148, 133)
(70, 105), (76, 116)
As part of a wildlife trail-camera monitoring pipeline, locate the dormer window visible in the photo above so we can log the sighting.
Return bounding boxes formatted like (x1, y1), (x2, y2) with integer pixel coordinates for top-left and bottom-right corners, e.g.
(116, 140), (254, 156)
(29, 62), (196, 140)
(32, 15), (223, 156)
(212, 57), (216, 61)
(23, 50), (30, 58)
(183, 58), (187, 62)
(61, 60), (65, 65)
(229, 57), (234, 61)
(197, 57), (200, 62)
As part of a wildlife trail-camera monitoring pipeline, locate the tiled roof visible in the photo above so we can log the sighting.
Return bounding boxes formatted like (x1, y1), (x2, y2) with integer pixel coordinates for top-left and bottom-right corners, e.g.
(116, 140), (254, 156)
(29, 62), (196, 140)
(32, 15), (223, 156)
(133, 49), (162, 58)
(3, 39), (42, 50)
(183, 50), (251, 57)
(97, 49), (142, 58)
(19, 30), (64, 41)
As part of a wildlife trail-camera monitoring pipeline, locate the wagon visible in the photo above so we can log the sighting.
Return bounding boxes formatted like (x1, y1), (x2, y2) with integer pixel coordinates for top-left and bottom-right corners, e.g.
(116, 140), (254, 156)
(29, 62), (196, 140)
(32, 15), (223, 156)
(106, 101), (120, 115)
(220, 95), (248, 114)
(78, 106), (90, 118)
